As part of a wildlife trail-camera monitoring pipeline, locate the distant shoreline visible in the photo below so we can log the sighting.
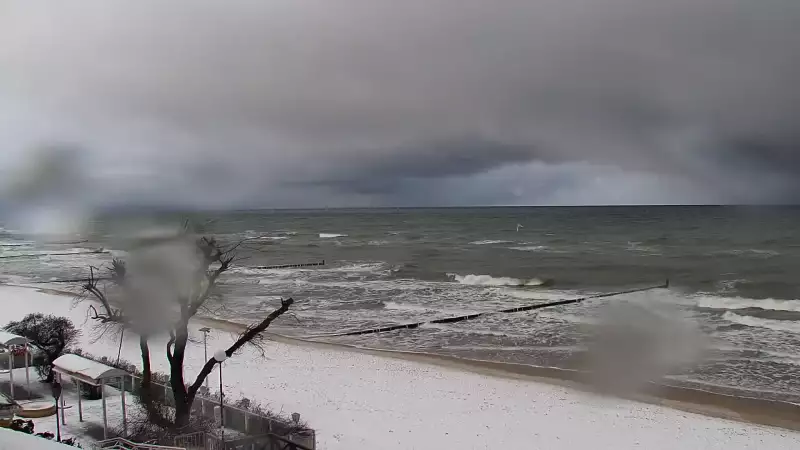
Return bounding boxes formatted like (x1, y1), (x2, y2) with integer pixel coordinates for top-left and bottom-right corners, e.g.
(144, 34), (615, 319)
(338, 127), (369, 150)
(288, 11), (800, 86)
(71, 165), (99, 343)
(11, 282), (800, 433)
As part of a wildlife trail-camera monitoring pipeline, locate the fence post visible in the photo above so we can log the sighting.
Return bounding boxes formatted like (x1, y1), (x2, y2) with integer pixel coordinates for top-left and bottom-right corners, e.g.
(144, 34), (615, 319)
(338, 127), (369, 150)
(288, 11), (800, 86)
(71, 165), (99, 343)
(244, 410), (249, 434)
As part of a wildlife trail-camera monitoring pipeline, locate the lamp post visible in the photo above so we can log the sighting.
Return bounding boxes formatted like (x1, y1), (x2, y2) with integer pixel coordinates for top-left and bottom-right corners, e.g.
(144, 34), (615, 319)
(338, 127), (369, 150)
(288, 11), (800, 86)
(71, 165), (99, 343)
(50, 381), (62, 443)
(213, 350), (228, 442)
(199, 327), (211, 389)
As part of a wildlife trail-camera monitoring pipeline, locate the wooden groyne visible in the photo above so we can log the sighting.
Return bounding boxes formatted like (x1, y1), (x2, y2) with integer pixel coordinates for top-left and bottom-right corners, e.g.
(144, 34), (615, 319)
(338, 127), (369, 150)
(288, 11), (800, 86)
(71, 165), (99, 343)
(253, 260), (326, 270)
(310, 280), (670, 338)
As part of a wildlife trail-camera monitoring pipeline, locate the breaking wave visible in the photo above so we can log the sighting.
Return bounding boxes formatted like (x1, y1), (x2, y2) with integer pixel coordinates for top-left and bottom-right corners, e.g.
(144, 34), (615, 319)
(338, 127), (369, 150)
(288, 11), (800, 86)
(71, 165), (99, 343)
(715, 346), (800, 366)
(469, 240), (513, 245)
(723, 312), (800, 333)
(451, 273), (546, 287)
(509, 245), (549, 252)
(716, 249), (780, 258)
(697, 296), (800, 313)
(626, 241), (661, 254)
(0, 241), (32, 247)
(319, 233), (348, 239)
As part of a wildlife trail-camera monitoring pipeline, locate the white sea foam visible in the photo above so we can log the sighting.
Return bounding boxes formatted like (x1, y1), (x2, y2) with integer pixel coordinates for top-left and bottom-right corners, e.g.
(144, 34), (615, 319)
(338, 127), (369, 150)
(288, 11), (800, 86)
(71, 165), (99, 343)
(383, 301), (474, 317)
(452, 274), (545, 287)
(443, 345), (531, 352)
(443, 344), (585, 352)
(319, 233), (348, 238)
(420, 322), (528, 338)
(723, 312), (800, 333)
(537, 311), (600, 326)
(626, 241), (661, 254)
(469, 240), (512, 245)
(697, 295), (800, 312)
(508, 245), (549, 252)
(327, 262), (388, 273)
(0, 241), (32, 247)
(383, 301), (437, 313)
(715, 346), (800, 366)
(503, 288), (581, 302)
(716, 249), (780, 258)
(756, 350), (800, 366)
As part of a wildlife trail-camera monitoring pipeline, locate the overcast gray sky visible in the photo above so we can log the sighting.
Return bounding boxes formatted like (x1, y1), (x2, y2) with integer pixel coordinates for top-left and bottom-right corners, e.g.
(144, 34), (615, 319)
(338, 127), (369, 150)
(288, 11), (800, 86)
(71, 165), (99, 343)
(1, 0), (799, 209)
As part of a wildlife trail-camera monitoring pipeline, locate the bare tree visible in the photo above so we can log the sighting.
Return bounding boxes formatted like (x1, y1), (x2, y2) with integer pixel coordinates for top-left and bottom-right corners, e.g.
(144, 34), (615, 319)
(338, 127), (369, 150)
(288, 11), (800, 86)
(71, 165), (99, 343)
(80, 231), (293, 428)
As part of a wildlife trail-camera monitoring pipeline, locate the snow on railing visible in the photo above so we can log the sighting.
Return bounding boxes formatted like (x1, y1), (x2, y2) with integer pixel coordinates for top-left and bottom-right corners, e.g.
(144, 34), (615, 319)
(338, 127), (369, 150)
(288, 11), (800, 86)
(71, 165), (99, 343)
(97, 437), (186, 449)
(175, 431), (314, 450)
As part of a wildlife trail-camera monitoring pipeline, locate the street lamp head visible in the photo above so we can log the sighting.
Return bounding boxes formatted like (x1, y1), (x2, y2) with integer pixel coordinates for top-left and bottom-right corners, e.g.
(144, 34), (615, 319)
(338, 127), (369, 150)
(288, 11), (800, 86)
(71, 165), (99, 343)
(50, 381), (62, 400)
(199, 327), (212, 333)
(213, 350), (228, 362)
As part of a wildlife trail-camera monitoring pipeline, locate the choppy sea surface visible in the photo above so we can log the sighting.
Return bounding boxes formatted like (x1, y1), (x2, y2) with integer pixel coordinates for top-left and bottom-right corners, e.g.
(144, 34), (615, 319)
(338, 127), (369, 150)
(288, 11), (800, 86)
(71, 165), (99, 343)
(2, 206), (800, 402)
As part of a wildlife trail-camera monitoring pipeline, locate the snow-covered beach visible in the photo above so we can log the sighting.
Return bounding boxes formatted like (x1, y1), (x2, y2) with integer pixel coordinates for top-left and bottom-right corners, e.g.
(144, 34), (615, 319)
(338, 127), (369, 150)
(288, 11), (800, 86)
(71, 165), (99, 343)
(2, 284), (800, 450)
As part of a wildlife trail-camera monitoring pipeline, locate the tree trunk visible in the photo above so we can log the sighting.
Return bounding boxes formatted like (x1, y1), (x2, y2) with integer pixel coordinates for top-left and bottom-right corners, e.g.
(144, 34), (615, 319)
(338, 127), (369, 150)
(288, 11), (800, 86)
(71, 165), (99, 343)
(139, 335), (152, 387)
(174, 400), (192, 428)
(170, 322), (191, 428)
(137, 335), (175, 429)
(43, 347), (62, 383)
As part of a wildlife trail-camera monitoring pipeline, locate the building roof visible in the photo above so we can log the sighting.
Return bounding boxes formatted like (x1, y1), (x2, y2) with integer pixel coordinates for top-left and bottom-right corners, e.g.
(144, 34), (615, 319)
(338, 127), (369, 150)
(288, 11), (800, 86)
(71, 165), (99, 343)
(0, 331), (28, 348)
(52, 354), (128, 386)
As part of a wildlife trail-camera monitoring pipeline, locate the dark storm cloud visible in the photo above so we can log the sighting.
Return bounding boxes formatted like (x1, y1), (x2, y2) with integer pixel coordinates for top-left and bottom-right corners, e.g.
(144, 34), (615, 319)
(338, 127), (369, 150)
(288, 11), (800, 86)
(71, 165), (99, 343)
(1, 0), (799, 206)
(293, 137), (536, 195)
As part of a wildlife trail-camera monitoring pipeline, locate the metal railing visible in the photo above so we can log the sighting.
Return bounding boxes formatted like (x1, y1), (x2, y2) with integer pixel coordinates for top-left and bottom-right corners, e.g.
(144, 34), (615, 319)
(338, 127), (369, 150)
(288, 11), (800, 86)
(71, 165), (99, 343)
(75, 357), (314, 449)
(97, 437), (187, 449)
(176, 432), (313, 450)
(174, 431), (205, 449)
(100, 373), (313, 444)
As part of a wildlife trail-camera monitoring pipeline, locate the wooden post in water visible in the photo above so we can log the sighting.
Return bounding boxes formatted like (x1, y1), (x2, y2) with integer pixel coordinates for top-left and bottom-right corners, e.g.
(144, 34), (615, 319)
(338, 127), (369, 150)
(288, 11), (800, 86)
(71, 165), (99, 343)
(254, 260), (326, 270)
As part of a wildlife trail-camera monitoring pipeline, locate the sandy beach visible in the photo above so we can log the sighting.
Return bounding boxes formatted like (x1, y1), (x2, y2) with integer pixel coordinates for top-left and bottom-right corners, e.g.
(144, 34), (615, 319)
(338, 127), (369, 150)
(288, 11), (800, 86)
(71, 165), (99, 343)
(198, 315), (800, 433)
(3, 284), (800, 449)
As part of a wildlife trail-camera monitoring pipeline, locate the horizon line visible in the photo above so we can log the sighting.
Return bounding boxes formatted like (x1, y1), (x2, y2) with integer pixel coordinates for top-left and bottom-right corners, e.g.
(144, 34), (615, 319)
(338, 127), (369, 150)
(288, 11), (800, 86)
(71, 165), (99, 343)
(95, 204), (800, 214)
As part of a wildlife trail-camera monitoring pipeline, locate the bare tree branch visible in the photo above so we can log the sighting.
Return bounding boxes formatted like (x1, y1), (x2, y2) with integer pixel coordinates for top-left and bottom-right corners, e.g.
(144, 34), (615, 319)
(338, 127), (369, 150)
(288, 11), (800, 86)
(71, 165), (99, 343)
(186, 237), (243, 317)
(187, 298), (293, 399)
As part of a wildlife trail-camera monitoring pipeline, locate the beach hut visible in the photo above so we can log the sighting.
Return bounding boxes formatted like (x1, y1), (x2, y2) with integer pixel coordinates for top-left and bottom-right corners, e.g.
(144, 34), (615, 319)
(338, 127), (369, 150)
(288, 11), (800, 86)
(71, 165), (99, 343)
(52, 354), (129, 440)
(0, 331), (31, 401)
